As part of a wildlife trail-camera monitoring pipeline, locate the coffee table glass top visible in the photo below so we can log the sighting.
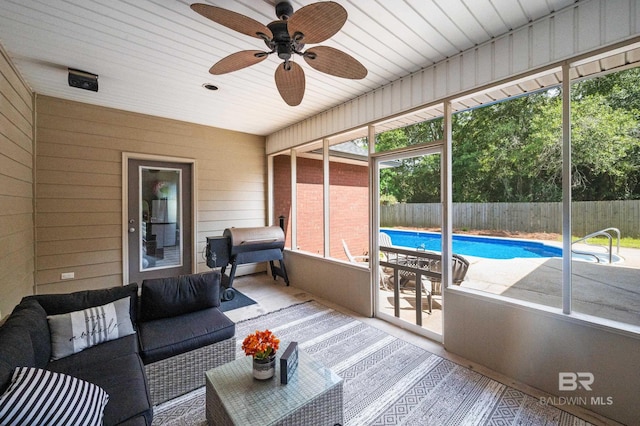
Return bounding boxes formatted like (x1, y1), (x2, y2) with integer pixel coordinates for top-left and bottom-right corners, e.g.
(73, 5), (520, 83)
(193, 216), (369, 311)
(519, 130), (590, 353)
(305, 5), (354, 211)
(206, 348), (342, 424)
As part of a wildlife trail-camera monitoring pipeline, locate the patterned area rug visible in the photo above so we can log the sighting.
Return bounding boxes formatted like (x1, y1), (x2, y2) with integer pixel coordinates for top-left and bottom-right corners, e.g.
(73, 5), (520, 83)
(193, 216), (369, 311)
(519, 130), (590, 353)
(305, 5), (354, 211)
(153, 301), (592, 425)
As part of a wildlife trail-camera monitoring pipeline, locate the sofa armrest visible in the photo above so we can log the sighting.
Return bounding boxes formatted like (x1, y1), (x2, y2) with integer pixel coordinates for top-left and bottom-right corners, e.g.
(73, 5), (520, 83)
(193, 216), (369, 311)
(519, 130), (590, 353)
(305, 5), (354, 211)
(0, 326), (35, 394)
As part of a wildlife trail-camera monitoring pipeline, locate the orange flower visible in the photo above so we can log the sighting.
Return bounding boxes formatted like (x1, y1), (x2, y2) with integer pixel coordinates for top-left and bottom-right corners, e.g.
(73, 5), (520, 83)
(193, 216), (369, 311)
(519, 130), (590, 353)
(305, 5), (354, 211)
(242, 329), (280, 360)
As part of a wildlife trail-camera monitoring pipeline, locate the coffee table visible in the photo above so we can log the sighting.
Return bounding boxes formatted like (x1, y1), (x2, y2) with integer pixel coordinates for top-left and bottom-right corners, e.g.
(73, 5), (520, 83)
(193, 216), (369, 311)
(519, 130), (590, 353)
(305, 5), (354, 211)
(205, 349), (343, 425)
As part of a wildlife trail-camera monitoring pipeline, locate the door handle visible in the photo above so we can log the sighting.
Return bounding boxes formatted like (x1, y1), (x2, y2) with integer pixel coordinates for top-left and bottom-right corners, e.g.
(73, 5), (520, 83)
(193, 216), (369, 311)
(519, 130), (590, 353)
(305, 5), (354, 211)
(129, 227), (136, 233)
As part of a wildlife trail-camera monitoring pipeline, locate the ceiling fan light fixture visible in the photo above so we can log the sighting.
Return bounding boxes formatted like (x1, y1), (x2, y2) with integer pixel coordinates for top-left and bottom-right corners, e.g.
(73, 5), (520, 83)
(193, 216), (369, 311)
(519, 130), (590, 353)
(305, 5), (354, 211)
(277, 45), (291, 60)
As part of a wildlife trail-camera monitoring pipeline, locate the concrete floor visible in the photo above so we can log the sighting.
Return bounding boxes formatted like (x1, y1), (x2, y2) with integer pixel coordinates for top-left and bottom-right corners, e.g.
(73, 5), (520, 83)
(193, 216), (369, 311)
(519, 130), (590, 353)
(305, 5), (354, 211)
(229, 272), (620, 426)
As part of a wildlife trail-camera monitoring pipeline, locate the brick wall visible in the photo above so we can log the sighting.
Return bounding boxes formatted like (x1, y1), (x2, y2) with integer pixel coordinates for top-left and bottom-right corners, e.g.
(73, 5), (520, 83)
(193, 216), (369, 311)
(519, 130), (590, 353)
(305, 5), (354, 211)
(273, 155), (369, 260)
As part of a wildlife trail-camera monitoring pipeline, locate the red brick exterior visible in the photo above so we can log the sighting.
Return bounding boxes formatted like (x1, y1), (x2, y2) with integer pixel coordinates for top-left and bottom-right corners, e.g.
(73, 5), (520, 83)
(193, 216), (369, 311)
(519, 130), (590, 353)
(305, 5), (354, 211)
(273, 155), (369, 260)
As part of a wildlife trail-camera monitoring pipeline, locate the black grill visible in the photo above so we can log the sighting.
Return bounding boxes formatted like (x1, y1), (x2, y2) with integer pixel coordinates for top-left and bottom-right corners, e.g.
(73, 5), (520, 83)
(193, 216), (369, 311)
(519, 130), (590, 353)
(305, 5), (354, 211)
(206, 226), (289, 300)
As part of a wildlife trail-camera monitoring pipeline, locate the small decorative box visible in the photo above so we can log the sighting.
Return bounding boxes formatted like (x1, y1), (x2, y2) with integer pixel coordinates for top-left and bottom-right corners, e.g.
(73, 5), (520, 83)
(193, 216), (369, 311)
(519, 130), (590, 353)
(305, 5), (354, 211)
(280, 342), (299, 384)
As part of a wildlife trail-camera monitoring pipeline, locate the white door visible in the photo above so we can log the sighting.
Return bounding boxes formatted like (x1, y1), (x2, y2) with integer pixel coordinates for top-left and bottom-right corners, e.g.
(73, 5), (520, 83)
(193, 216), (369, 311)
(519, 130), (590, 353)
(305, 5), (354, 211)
(373, 144), (444, 341)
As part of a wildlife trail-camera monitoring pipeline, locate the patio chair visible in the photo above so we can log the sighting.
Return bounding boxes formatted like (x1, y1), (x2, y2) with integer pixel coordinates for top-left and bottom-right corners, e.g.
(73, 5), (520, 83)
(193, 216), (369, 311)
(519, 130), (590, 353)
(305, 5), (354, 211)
(429, 254), (470, 295)
(392, 258), (433, 313)
(342, 239), (395, 291)
(379, 231), (393, 249)
(380, 236), (432, 312)
(342, 239), (367, 263)
(379, 232), (401, 290)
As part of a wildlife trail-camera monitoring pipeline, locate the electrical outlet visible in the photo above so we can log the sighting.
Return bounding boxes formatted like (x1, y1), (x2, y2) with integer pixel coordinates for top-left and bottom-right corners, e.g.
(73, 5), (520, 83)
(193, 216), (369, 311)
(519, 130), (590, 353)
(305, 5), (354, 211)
(61, 272), (75, 280)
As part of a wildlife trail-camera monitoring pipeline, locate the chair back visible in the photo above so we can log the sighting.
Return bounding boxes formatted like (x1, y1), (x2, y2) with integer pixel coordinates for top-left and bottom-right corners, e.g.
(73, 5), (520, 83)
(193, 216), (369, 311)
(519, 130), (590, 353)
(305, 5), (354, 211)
(378, 232), (397, 264)
(342, 239), (357, 262)
(379, 232), (392, 247)
(342, 239), (368, 263)
(428, 253), (469, 295)
(451, 254), (470, 285)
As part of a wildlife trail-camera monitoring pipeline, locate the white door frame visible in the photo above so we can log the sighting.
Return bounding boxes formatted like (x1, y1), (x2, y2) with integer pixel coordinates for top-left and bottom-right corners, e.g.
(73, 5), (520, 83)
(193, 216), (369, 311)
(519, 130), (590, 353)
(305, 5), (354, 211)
(121, 152), (197, 284)
(371, 142), (445, 342)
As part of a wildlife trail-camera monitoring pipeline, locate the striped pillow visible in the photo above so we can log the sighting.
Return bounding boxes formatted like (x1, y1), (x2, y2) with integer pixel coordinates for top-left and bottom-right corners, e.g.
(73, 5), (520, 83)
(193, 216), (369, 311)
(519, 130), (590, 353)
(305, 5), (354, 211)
(47, 296), (135, 361)
(0, 367), (109, 426)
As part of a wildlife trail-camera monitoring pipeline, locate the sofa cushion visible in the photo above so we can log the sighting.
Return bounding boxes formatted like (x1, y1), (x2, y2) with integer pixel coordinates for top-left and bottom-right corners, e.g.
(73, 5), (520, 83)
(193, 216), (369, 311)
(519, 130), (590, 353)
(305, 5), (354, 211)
(48, 334), (138, 375)
(140, 271), (220, 322)
(25, 283), (139, 325)
(48, 352), (152, 426)
(138, 307), (235, 364)
(3, 299), (50, 367)
(0, 366), (109, 426)
(0, 326), (35, 394)
(47, 296), (135, 361)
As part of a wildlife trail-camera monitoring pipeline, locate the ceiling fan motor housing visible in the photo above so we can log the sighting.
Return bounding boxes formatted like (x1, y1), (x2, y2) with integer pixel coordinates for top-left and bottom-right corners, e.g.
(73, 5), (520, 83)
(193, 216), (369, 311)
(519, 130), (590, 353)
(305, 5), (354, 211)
(268, 20), (294, 60)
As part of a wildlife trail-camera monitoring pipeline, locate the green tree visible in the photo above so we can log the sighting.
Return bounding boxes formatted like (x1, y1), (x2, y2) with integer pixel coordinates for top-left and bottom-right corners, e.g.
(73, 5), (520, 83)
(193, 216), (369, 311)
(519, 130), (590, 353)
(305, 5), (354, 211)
(570, 93), (640, 200)
(377, 121), (443, 202)
(376, 67), (640, 203)
(452, 90), (563, 202)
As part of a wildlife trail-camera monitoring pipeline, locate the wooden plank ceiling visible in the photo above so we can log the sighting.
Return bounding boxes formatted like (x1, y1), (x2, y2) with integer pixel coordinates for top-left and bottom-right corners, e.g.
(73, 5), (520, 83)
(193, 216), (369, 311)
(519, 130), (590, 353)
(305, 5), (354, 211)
(0, 0), (591, 135)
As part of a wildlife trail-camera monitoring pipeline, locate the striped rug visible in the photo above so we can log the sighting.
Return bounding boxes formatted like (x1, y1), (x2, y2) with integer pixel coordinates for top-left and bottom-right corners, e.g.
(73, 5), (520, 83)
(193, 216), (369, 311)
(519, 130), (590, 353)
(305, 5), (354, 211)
(153, 300), (592, 426)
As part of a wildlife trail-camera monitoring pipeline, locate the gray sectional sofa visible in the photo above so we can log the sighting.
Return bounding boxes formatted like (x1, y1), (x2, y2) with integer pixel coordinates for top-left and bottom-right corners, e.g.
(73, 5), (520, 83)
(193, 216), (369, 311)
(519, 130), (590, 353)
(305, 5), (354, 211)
(0, 270), (235, 426)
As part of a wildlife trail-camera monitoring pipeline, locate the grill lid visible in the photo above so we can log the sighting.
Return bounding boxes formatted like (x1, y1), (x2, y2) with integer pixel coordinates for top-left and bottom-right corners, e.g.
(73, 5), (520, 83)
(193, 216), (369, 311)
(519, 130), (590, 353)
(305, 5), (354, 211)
(223, 226), (285, 254)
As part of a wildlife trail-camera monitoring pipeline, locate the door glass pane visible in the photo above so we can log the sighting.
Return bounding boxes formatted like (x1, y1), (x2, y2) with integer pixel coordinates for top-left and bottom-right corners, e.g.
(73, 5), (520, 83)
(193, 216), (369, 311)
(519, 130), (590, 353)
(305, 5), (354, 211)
(140, 167), (182, 270)
(378, 150), (443, 337)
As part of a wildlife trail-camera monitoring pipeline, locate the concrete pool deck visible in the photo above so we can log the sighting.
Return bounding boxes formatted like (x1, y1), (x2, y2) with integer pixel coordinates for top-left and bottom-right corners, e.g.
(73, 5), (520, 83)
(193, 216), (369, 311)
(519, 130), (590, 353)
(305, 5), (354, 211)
(380, 245), (640, 333)
(466, 247), (640, 325)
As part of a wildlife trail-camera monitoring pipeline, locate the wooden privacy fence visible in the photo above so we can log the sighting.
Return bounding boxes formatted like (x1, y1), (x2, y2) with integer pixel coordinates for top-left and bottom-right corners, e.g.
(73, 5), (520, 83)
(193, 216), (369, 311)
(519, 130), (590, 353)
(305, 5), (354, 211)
(380, 200), (640, 238)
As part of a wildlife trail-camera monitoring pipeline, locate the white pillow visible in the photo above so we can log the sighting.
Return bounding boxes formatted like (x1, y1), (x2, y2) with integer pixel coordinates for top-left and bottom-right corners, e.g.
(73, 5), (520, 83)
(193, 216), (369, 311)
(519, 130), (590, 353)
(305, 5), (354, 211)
(0, 367), (109, 426)
(47, 296), (135, 361)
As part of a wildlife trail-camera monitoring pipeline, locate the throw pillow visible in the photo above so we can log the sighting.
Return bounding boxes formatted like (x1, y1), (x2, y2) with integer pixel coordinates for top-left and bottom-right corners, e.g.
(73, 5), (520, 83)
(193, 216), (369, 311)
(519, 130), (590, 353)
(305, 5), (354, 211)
(47, 296), (135, 361)
(0, 366), (109, 426)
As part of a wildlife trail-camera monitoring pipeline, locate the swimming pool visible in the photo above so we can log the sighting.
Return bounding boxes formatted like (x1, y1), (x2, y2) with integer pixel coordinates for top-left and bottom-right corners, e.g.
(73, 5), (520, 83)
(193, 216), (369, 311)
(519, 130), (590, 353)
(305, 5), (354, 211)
(381, 229), (563, 260)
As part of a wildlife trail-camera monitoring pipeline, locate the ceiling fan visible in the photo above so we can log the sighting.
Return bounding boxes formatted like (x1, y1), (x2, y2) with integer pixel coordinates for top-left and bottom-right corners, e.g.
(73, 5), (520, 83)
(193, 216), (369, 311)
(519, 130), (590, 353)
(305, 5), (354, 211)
(191, 1), (367, 106)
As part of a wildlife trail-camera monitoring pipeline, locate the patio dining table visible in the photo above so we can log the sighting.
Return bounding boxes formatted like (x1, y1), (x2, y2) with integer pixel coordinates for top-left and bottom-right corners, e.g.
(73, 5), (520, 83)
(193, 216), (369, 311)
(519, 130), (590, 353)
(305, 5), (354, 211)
(379, 245), (442, 318)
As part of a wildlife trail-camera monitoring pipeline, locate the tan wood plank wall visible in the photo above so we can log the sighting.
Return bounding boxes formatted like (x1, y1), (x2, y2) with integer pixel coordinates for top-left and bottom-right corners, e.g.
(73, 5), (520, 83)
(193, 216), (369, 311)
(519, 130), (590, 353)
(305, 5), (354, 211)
(35, 96), (266, 294)
(0, 47), (34, 319)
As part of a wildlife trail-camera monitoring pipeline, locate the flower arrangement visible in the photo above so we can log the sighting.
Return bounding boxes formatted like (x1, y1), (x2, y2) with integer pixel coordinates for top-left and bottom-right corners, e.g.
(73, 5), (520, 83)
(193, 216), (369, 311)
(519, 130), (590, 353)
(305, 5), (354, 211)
(152, 180), (170, 199)
(242, 329), (280, 360)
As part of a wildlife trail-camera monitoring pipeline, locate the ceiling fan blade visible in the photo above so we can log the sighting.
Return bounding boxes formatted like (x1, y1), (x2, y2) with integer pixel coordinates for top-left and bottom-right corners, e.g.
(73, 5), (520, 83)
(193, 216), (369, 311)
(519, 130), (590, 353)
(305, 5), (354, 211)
(191, 3), (272, 40)
(275, 61), (305, 106)
(303, 46), (367, 79)
(209, 50), (269, 75)
(287, 2), (347, 44)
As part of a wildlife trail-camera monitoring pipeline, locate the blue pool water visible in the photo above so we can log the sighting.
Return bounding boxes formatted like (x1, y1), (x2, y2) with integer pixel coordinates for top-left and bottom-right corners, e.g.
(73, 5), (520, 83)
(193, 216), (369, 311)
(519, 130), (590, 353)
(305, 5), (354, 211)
(382, 229), (563, 260)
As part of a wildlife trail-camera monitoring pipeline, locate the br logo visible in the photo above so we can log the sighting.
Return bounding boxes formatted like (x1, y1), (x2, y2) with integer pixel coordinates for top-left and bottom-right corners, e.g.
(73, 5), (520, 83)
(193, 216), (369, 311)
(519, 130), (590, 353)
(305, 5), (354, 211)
(558, 372), (594, 391)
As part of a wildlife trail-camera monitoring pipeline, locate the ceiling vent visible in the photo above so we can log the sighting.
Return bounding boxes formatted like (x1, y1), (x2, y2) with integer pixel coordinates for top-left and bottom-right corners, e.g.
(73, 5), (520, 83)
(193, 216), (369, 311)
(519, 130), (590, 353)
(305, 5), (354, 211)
(68, 68), (98, 92)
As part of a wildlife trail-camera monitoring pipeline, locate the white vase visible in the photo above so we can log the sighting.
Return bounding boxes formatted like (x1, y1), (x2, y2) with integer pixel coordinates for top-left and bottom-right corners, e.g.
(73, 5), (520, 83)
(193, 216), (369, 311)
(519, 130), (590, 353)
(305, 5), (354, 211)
(252, 354), (276, 380)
